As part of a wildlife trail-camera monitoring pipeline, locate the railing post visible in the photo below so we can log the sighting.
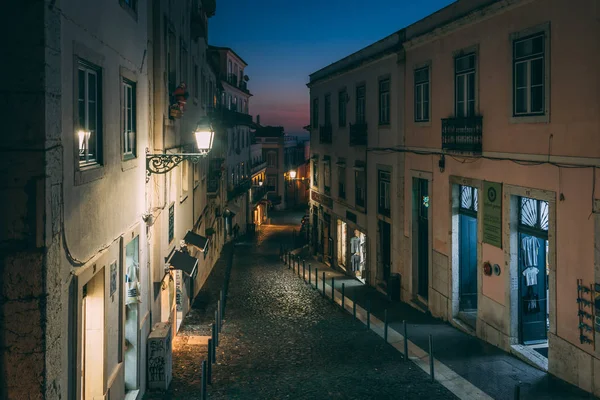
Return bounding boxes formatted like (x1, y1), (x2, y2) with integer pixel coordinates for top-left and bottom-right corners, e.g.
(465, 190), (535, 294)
(315, 267), (318, 289)
(309, 264), (312, 284)
(201, 360), (207, 400)
(384, 309), (388, 342)
(403, 320), (408, 361)
(341, 283), (345, 310)
(297, 256), (301, 277)
(214, 311), (219, 346)
(514, 384), (521, 400)
(303, 260), (306, 281)
(353, 301), (356, 319)
(217, 300), (222, 333)
(207, 338), (212, 384)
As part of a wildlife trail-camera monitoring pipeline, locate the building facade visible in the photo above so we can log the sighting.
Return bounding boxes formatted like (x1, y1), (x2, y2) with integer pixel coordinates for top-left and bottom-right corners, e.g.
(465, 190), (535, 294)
(253, 125), (286, 209)
(308, 0), (600, 394)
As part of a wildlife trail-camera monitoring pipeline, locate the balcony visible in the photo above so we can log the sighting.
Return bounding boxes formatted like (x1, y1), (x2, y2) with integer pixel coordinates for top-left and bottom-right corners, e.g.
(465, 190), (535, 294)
(349, 122), (368, 146)
(209, 106), (253, 128)
(251, 159), (267, 174)
(223, 73), (251, 95)
(191, 0), (208, 40)
(319, 124), (332, 144)
(441, 116), (483, 153)
(251, 184), (269, 205)
(227, 179), (252, 201)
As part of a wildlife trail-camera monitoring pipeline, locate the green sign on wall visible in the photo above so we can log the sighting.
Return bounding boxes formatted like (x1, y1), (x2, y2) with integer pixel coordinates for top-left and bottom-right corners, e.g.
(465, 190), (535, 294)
(483, 181), (502, 248)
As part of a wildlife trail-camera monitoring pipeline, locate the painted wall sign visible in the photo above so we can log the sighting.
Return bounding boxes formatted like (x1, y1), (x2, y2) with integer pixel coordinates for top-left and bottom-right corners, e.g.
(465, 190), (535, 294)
(483, 181), (502, 248)
(311, 190), (333, 209)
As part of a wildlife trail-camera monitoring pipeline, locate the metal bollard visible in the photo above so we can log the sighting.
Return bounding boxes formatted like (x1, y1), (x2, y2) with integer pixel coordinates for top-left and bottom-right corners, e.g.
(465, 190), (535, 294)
(309, 264), (312, 284)
(322, 272), (325, 296)
(353, 301), (356, 319)
(214, 310), (219, 346)
(220, 290), (224, 319)
(297, 257), (301, 276)
(201, 360), (207, 400)
(303, 260), (306, 281)
(403, 320), (408, 361)
(341, 283), (345, 309)
(429, 334), (434, 382)
(212, 322), (217, 350)
(288, 252), (291, 269)
(207, 338), (213, 384)
(367, 300), (371, 330)
(217, 300), (222, 333)
(384, 309), (388, 342)
(315, 268), (318, 288)
(331, 277), (335, 302)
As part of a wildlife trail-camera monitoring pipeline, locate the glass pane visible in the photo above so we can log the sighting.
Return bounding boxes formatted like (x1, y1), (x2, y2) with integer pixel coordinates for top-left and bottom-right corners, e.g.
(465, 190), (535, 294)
(468, 100), (476, 117)
(532, 35), (544, 55)
(415, 86), (422, 120)
(88, 101), (96, 133)
(460, 185), (472, 209)
(531, 58), (543, 86)
(531, 85), (544, 113)
(467, 73), (475, 102)
(516, 88), (527, 114)
(88, 73), (96, 101)
(540, 201), (549, 230)
(515, 62), (527, 88)
(474, 188), (479, 211)
(423, 100), (429, 120)
(423, 82), (429, 102)
(78, 99), (86, 129)
(78, 69), (86, 101)
(520, 197), (538, 227)
(456, 74), (465, 106)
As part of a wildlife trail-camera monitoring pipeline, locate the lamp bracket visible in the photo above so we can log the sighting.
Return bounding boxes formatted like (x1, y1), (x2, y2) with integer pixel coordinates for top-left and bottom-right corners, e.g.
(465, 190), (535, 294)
(146, 152), (209, 182)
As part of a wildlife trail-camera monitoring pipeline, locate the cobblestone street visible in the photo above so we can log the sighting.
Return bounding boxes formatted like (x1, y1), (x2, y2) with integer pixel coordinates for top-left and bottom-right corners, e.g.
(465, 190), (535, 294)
(145, 221), (456, 399)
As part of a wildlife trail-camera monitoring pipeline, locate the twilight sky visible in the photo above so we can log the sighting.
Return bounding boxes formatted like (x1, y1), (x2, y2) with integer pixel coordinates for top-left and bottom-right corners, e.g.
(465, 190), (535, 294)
(209, 0), (455, 135)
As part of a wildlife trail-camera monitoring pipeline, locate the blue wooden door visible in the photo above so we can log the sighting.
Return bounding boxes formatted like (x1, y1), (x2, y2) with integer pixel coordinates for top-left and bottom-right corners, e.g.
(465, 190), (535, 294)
(459, 214), (478, 310)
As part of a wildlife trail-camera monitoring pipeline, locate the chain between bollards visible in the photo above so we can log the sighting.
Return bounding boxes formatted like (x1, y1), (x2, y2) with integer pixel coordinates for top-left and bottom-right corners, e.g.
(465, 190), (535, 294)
(384, 309), (388, 342)
(341, 283), (345, 309)
(201, 360), (207, 400)
(207, 338), (212, 385)
(429, 334), (434, 382)
(403, 320), (408, 361)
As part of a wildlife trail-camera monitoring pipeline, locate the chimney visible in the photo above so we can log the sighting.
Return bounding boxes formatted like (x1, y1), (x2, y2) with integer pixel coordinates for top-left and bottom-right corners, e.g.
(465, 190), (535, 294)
(256, 115), (260, 125)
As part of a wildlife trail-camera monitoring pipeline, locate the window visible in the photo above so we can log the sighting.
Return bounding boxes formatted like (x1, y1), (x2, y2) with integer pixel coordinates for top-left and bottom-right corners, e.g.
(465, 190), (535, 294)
(168, 203), (174, 243)
(378, 170), (391, 215)
(167, 30), (176, 93)
(267, 175), (277, 190)
(455, 54), (476, 117)
(513, 34), (545, 116)
(338, 165), (346, 199)
(120, 0), (137, 14)
(267, 151), (277, 168)
(355, 168), (366, 208)
(77, 61), (102, 166)
(338, 90), (347, 127)
(312, 98), (319, 128)
(227, 60), (232, 76)
(414, 67), (430, 122)
(312, 159), (319, 188)
(122, 79), (136, 158)
(324, 94), (331, 126)
(379, 79), (390, 124)
(520, 197), (549, 231)
(180, 44), (188, 85)
(193, 64), (199, 99)
(459, 185), (478, 213)
(323, 159), (331, 195)
(356, 85), (366, 123)
(227, 94), (232, 110)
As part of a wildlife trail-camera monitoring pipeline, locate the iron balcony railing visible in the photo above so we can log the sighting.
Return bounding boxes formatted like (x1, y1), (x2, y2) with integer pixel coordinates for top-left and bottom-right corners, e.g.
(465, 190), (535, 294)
(251, 185), (269, 204)
(227, 178), (252, 201)
(441, 116), (483, 153)
(251, 160), (267, 174)
(319, 124), (332, 144)
(349, 122), (368, 146)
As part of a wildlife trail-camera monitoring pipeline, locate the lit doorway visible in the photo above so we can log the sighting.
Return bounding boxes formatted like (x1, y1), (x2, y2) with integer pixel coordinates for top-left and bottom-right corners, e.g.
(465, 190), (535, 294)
(81, 272), (105, 400)
(337, 219), (347, 271)
(458, 185), (478, 326)
(124, 237), (140, 393)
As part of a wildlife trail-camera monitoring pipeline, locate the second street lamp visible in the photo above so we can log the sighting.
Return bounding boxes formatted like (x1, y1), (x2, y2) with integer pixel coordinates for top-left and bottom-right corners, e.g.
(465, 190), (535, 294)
(146, 117), (215, 181)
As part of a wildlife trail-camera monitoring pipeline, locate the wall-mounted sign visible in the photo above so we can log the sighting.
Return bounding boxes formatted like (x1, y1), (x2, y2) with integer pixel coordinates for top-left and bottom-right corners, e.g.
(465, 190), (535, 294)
(311, 190), (333, 209)
(483, 181), (502, 248)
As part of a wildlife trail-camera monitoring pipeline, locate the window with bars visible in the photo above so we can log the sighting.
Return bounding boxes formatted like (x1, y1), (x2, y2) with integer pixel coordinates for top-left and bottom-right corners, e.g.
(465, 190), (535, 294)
(168, 204), (175, 243)
(379, 79), (390, 125)
(519, 197), (549, 232)
(414, 67), (430, 122)
(378, 170), (391, 216)
(455, 54), (476, 117)
(355, 85), (366, 123)
(338, 90), (347, 127)
(122, 79), (136, 158)
(459, 185), (478, 215)
(513, 34), (545, 116)
(77, 61), (102, 166)
(312, 98), (319, 128)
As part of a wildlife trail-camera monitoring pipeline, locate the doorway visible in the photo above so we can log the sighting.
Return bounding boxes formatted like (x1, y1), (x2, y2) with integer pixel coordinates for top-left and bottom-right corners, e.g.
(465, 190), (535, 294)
(337, 219), (347, 271)
(458, 186), (478, 323)
(518, 197), (549, 349)
(413, 178), (430, 301)
(379, 220), (391, 284)
(81, 272), (105, 400)
(125, 237), (140, 392)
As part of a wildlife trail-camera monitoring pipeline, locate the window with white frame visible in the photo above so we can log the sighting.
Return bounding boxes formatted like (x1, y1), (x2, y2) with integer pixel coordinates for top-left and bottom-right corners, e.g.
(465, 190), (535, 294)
(77, 61), (102, 166)
(455, 54), (475, 117)
(378, 170), (391, 216)
(122, 78), (136, 158)
(414, 66), (430, 122)
(514, 33), (545, 116)
(379, 79), (390, 124)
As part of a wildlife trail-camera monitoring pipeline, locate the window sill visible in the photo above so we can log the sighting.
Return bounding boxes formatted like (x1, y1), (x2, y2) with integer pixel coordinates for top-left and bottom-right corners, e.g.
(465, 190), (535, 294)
(121, 155), (138, 171)
(75, 164), (105, 186)
(414, 120), (431, 127)
(180, 194), (189, 204)
(378, 123), (391, 129)
(509, 114), (549, 124)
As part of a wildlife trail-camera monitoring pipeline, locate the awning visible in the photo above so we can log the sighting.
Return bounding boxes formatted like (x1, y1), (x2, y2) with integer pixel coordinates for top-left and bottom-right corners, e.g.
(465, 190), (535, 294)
(224, 203), (241, 217)
(168, 250), (198, 277)
(184, 231), (209, 252)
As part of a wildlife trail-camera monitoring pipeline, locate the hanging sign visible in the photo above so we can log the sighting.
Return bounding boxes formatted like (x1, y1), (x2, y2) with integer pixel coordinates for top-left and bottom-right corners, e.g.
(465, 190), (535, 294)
(483, 181), (502, 248)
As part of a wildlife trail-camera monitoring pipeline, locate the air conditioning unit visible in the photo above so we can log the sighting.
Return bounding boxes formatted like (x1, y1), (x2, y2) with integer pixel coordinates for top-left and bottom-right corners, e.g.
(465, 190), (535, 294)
(147, 322), (173, 390)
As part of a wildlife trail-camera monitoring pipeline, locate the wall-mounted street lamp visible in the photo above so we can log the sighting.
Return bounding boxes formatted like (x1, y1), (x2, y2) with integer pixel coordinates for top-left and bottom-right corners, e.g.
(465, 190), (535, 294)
(289, 170), (297, 179)
(146, 118), (214, 182)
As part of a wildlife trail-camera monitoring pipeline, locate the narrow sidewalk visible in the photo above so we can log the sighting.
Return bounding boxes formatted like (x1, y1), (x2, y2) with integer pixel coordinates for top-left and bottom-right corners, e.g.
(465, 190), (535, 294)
(286, 248), (592, 400)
